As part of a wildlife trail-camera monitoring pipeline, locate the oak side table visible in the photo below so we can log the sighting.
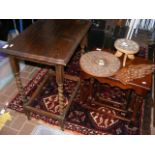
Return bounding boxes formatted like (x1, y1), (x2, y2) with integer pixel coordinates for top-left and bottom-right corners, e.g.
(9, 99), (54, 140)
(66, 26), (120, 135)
(0, 19), (91, 130)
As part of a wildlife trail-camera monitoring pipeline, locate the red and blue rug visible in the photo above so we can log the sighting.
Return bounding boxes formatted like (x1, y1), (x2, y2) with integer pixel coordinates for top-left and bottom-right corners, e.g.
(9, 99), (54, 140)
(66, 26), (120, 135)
(8, 51), (150, 135)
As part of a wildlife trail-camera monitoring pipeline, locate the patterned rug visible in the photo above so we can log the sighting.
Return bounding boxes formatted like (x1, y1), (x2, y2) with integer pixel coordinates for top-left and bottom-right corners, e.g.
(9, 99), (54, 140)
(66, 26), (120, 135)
(8, 51), (150, 135)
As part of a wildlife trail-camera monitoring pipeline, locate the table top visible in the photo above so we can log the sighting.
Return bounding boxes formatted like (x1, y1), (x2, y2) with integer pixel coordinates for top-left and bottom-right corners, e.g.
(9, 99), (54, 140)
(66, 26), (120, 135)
(0, 20), (91, 66)
(114, 38), (139, 54)
(80, 51), (121, 77)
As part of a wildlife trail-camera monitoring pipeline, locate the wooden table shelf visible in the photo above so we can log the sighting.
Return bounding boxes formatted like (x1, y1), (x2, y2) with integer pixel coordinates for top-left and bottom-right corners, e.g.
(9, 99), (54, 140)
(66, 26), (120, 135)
(24, 73), (80, 129)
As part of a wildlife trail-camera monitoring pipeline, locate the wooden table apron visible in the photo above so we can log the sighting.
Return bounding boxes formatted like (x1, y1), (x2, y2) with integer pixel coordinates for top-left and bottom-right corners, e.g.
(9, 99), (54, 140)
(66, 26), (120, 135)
(0, 20), (91, 130)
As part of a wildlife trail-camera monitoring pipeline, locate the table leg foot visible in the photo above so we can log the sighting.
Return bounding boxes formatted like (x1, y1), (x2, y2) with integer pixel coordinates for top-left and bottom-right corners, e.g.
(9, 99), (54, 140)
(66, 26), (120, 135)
(60, 119), (65, 131)
(25, 110), (31, 120)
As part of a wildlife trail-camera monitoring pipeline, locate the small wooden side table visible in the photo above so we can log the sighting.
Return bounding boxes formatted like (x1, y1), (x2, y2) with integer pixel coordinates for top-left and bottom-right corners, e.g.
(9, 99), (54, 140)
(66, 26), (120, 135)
(114, 38), (140, 67)
(80, 51), (152, 124)
(80, 51), (121, 77)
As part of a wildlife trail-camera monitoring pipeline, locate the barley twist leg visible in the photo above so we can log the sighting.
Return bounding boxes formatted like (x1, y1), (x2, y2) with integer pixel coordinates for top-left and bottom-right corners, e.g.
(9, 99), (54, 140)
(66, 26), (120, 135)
(10, 57), (30, 120)
(56, 65), (65, 130)
(58, 83), (64, 115)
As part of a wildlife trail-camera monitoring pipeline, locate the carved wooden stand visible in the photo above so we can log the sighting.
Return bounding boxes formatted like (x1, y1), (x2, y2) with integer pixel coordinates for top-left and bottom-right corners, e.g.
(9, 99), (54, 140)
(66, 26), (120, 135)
(80, 55), (153, 125)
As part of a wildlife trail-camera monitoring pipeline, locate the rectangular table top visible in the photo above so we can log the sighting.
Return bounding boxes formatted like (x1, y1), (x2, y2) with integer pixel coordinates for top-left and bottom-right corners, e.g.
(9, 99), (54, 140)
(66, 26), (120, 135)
(0, 20), (91, 66)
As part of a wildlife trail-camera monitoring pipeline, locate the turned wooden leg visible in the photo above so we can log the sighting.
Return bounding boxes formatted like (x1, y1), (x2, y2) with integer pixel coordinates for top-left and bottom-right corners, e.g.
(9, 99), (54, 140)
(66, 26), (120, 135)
(131, 95), (142, 124)
(9, 57), (28, 104)
(9, 57), (30, 119)
(15, 73), (31, 120)
(56, 65), (65, 130)
(123, 54), (128, 67)
(125, 90), (133, 111)
(80, 78), (85, 102)
(80, 35), (87, 55)
(58, 83), (64, 115)
(80, 71), (91, 103)
(14, 73), (28, 105)
(89, 78), (94, 101)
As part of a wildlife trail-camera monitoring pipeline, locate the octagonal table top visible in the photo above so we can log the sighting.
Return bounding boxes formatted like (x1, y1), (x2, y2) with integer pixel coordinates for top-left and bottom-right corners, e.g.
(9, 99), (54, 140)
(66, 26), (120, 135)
(80, 51), (121, 77)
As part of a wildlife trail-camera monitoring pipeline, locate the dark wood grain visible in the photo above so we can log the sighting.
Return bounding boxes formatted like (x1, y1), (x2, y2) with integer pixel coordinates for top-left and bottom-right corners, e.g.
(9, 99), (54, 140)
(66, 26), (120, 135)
(0, 19), (91, 130)
(1, 20), (91, 65)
